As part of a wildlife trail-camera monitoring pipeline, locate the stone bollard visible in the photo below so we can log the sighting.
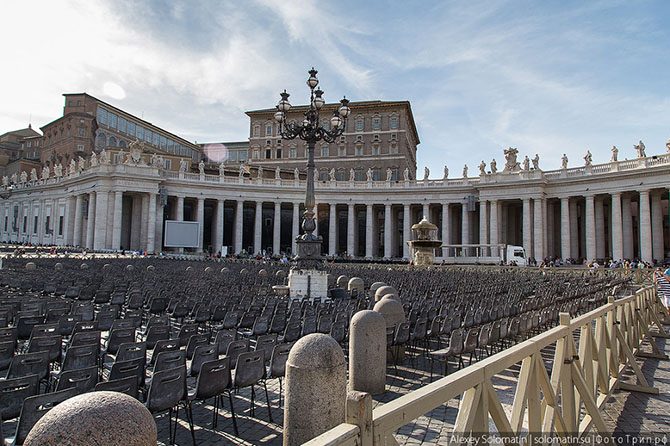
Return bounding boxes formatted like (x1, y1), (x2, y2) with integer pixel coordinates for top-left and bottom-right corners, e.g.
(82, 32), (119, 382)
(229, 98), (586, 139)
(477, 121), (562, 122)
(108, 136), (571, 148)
(347, 277), (364, 294)
(336, 275), (349, 289)
(370, 282), (386, 295)
(54, 263), (63, 271)
(373, 297), (406, 364)
(374, 285), (398, 302)
(25, 262), (36, 270)
(24, 391), (156, 446)
(349, 310), (386, 395)
(284, 333), (346, 446)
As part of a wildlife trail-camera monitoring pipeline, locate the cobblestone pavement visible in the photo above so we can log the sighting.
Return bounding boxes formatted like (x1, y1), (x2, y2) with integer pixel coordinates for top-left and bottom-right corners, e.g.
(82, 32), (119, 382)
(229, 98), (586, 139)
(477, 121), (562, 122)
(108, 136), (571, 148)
(161, 328), (669, 445)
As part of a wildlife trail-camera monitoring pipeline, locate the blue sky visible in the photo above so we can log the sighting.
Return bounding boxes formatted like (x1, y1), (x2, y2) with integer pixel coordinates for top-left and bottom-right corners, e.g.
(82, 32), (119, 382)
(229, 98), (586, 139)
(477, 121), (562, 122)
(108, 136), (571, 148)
(1, 0), (669, 174)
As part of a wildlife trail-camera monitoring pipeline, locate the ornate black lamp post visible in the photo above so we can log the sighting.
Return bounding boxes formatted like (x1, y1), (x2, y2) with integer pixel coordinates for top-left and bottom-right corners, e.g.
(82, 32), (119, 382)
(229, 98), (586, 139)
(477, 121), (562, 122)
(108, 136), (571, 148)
(275, 68), (350, 265)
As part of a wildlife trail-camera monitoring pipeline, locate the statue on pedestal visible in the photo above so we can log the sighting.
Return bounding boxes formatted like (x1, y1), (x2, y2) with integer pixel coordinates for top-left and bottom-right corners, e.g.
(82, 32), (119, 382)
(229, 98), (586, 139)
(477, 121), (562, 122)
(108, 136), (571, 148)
(90, 151), (98, 167)
(257, 165), (264, 179)
(490, 158), (497, 173)
(561, 154), (568, 169)
(522, 156), (530, 171)
(116, 148), (125, 164)
(41, 165), (50, 181)
(462, 164), (468, 178)
(30, 168), (38, 182)
(611, 145), (618, 162)
(386, 167), (392, 181)
(69, 159), (76, 175)
(329, 168), (336, 182)
(100, 149), (110, 165)
(404, 167), (410, 181)
(584, 150), (592, 166)
(349, 168), (355, 182)
(423, 166), (430, 180)
(294, 167), (300, 180)
(503, 147), (521, 172)
(443, 165), (449, 180)
(11, 173), (18, 184)
(54, 163), (63, 178)
(635, 140), (646, 158)
(478, 160), (486, 175)
(219, 162), (226, 177)
(275, 166), (281, 180)
(20, 171), (27, 183)
(198, 160), (205, 175)
(2, 176), (7, 187)
(532, 154), (540, 170)
(366, 168), (373, 182)
(78, 156), (86, 172)
(179, 158), (188, 173)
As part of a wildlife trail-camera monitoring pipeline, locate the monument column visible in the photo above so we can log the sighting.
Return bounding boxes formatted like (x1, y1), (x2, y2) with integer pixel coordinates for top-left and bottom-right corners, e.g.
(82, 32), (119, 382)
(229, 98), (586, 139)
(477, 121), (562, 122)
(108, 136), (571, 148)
(611, 192), (623, 261)
(254, 201), (263, 254)
(533, 197), (545, 260)
(403, 204), (411, 258)
(111, 191), (123, 250)
(584, 195), (596, 261)
(147, 193), (157, 254)
(384, 204), (392, 258)
(595, 196), (605, 259)
(639, 190), (652, 263)
(622, 195), (633, 259)
(73, 194), (83, 247)
(347, 203), (355, 256)
(328, 203), (337, 256)
(292, 202), (300, 255)
(560, 197), (570, 260)
(365, 204), (373, 258)
(479, 200), (488, 256)
(85, 192), (96, 250)
(522, 198), (531, 260)
(234, 200), (243, 254)
(273, 201), (282, 255)
(93, 191), (108, 250)
(442, 203), (451, 257)
(651, 191), (664, 262)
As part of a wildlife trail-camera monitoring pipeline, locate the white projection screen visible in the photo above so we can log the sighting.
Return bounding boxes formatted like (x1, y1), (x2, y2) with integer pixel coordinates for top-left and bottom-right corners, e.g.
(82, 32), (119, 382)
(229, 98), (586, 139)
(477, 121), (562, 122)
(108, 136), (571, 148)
(164, 220), (200, 248)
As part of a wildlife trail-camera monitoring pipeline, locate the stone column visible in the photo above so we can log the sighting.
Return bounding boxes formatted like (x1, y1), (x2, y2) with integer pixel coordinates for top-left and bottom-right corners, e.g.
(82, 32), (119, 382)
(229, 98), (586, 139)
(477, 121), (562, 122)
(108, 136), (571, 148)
(254, 201), (263, 253)
(403, 204), (411, 258)
(422, 203), (429, 219)
(522, 198), (531, 260)
(384, 204), (392, 258)
(347, 203), (355, 256)
(273, 201), (282, 255)
(461, 203), (474, 256)
(622, 195), (633, 259)
(147, 193), (157, 254)
(64, 196), (74, 246)
(73, 195), (83, 247)
(569, 199), (579, 259)
(639, 190), (652, 263)
(611, 192), (623, 261)
(441, 203), (451, 257)
(85, 193), (96, 250)
(93, 191), (108, 250)
(328, 203), (337, 256)
(365, 204), (373, 258)
(595, 196), (605, 259)
(130, 195), (142, 251)
(214, 199), (225, 255)
(196, 197), (204, 253)
(546, 201), (554, 258)
(532, 197), (544, 260)
(235, 200), (244, 254)
(292, 202), (300, 255)
(111, 191), (123, 250)
(560, 197), (570, 260)
(479, 200), (488, 256)
(584, 195), (596, 261)
(176, 195), (184, 254)
(139, 194), (149, 251)
(489, 201), (498, 257)
(651, 191), (664, 262)
(155, 199), (164, 254)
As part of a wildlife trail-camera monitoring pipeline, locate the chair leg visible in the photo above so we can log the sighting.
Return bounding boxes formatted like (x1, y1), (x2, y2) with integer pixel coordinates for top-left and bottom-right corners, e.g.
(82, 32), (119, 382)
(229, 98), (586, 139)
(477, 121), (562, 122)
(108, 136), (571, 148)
(168, 409), (173, 445)
(212, 396), (218, 429)
(263, 380), (273, 423)
(250, 385), (256, 417)
(185, 402), (196, 446)
(228, 390), (239, 436)
(278, 377), (283, 409)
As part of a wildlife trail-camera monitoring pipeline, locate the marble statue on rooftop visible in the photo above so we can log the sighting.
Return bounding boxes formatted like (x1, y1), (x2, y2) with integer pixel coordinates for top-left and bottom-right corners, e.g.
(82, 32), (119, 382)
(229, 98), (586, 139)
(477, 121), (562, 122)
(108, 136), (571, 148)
(479, 160), (486, 175)
(522, 156), (530, 171)
(490, 158), (497, 173)
(90, 151), (98, 167)
(443, 165), (448, 179)
(30, 168), (38, 182)
(69, 159), (76, 175)
(423, 166), (429, 180)
(404, 167), (410, 181)
(100, 149), (110, 165)
(116, 148), (125, 164)
(532, 154), (539, 170)
(198, 160), (205, 175)
(2, 176), (8, 186)
(635, 140), (646, 158)
(386, 167), (392, 181)
(239, 163), (245, 177)
(179, 158), (188, 172)
(54, 163), (63, 177)
(329, 168), (336, 181)
(78, 156), (86, 172)
(366, 168), (373, 181)
(20, 171), (27, 183)
(41, 165), (50, 181)
(503, 147), (520, 172)
(275, 166), (281, 180)
(294, 167), (300, 180)
(611, 145), (618, 162)
(462, 164), (468, 178)
(11, 173), (18, 184)
(561, 153), (568, 169)
(350, 168), (355, 181)
(584, 150), (592, 166)
(219, 162), (225, 177)
(257, 165), (264, 179)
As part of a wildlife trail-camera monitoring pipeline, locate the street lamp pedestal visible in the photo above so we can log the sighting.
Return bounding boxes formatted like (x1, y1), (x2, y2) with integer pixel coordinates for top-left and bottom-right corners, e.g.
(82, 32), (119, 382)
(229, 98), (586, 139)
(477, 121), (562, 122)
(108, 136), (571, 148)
(288, 266), (328, 301)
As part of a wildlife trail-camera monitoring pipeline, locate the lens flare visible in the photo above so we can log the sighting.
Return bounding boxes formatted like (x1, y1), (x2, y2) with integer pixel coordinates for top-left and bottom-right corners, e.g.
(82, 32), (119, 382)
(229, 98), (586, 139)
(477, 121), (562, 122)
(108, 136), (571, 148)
(203, 143), (228, 163)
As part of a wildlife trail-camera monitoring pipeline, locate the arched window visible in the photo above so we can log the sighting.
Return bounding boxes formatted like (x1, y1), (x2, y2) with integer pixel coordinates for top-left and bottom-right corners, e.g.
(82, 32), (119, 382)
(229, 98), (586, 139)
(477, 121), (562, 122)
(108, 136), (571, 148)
(95, 132), (107, 149)
(319, 169), (328, 181)
(371, 115), (381, 130)
(389, 114), (399, 129)
(118, 140), (127, 148)
(372, 168), (381, 181)
(108, 136), (117, 147)
(354, 116), (364, 132)
(253, 124), (260, 137)
(335, 168), (346, 181)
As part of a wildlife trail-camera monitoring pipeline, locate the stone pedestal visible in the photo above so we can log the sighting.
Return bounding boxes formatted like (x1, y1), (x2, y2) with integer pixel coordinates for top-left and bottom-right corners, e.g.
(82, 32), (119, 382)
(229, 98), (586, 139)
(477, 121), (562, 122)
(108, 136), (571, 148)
(288, 269), (328, 300)
(349, 310), (386, 395)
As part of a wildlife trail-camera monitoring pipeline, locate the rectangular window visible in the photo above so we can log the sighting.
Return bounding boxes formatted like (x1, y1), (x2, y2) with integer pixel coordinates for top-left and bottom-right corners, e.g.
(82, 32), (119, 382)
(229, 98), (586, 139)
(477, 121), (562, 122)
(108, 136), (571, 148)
(160, 136), (167, 149)
(265, 124), (273, 137)
(339, 146), (346, 157)
(27, 141), (32, 148)
(372, 146), (380, 156)
(45, 216), (50, 233)
(144, 129), (152, 143)
(118, 117), (127, 133)
(78, 128), (86, 137)
(321, 145), (329, 157)
(372, 117), (381, 130)
(136, 126), (144, 140)
(355, 146), (363, 156)
(390, 116), (399, 129)
(97, 107), (108, 125)
(239, 151), (248, 161)
(289, 147), (297, 158)
(58, 216), (64, 236)
(163, 159), (172, 170)
(127, 121), (136, 136)
(113, 153), (123, 164)
(265, 148), (272, 159)
(23, 216), (27, 232)
(109, 113), (117, 129)
(167, 139), (174, 152)
(276, 148), (282, 159)
(355, 118), (364, 132)
(152, 132), (159, 146)
(253, 125), (260, 137)
(33, 216), (38, 234)
(77, 144), (84, 151)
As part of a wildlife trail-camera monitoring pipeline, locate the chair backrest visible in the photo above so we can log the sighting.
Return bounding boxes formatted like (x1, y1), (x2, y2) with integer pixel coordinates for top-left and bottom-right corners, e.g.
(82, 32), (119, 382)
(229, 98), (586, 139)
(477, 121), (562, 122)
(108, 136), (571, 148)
(0, 339), (15, 370)
(394, 322), (411, 345)
(449, 329), (464, 355)
(57, 315), (81, 336)
(145, 325), (171, 349)
(254, 334), (277, 363)
(72, 321), (99, 335)
(62, 344), (98, 372)
(56, 366), (98, 394)
(283, 322), (301, 343)
(177, 324), (198, 347)
(192, 358), (230, 401)
(153, 350), (186, 374)
(214, 330), (236, 355)
(0, 374), (39, 421)
(0, 327), (18, 346)
(14, 388), (79, 444)
(150, 339), (180, 366)
(145, 365), (186, 414)
(110, 357), (145, 388)
(17, 316), (43, 340)
(234, 350), (265, 388)
(226, 339), (249, 369)
(190, 344), (218, 377)
(269, 343), (292, 378)
(29, 323), (59, 339)
(95, 376), (139, 399)
(28, 334), (62, 363)
(329, 320), (346, 344)
(7, 351), (50, 380)
(106, 327), (136, 355)
(185, 334), (209, 360)
(116, 342), (147, 368)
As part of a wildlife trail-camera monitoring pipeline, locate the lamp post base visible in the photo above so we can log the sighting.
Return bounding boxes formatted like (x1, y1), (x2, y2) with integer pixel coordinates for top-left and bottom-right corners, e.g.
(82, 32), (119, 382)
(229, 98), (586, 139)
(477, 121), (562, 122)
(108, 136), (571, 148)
(293, 237), (323, 270)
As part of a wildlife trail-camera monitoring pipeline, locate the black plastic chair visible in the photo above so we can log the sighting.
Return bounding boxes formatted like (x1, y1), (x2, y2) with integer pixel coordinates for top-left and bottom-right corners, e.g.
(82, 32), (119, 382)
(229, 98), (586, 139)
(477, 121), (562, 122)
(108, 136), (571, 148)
(186, 358), (231, 430)
(94, 375), (139, 400)
(0, 340), (15, 371)
(55, 366), (98, 394)
(145, 365), (194, 445)
(267, 343), (292, 408)
(225, 339), (249, 370)
(8, 388), (78, 446)
(149, 339), (179, 366)
(6, 351), (50, 382)
(0, 374), (40, 423)
(190, 344), (218, 377)
(230, 350), (272, 433)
